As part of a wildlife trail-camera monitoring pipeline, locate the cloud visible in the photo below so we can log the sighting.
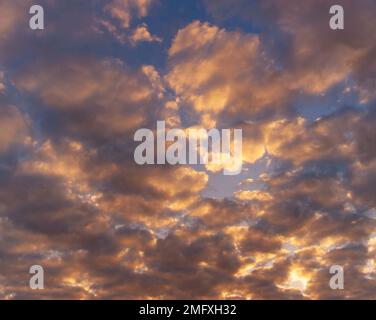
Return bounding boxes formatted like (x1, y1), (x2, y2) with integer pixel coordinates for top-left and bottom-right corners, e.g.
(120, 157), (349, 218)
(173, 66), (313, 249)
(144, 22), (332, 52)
(14, 57), (164, 141)
(0, 0), (30, 43)
(0, 106), (31, 154)
(204, 0), (376, 104)
(104, 0), (154, 29)
(130, 24), (162, 45)
(100, 0), (160, 45)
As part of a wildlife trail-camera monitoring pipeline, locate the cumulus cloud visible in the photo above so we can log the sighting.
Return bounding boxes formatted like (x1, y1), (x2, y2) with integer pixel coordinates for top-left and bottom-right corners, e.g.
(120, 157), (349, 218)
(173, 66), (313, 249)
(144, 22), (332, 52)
(0, 106), (31, 154)
(14, 57), (164, 141)
(130, 24), (162, 44)
(104, 0), (154, 29)
(99, 0), (161, 45)
(204, 0), (376, 105)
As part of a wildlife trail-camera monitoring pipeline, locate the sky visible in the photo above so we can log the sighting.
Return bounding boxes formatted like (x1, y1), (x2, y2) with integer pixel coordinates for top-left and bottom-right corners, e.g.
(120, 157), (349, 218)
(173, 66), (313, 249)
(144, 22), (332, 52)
(0, 0), (375, 299)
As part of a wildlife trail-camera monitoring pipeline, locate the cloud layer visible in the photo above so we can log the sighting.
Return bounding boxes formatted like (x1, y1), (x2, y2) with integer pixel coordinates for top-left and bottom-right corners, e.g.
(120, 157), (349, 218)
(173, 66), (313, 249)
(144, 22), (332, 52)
(0, 0), (375, 299)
